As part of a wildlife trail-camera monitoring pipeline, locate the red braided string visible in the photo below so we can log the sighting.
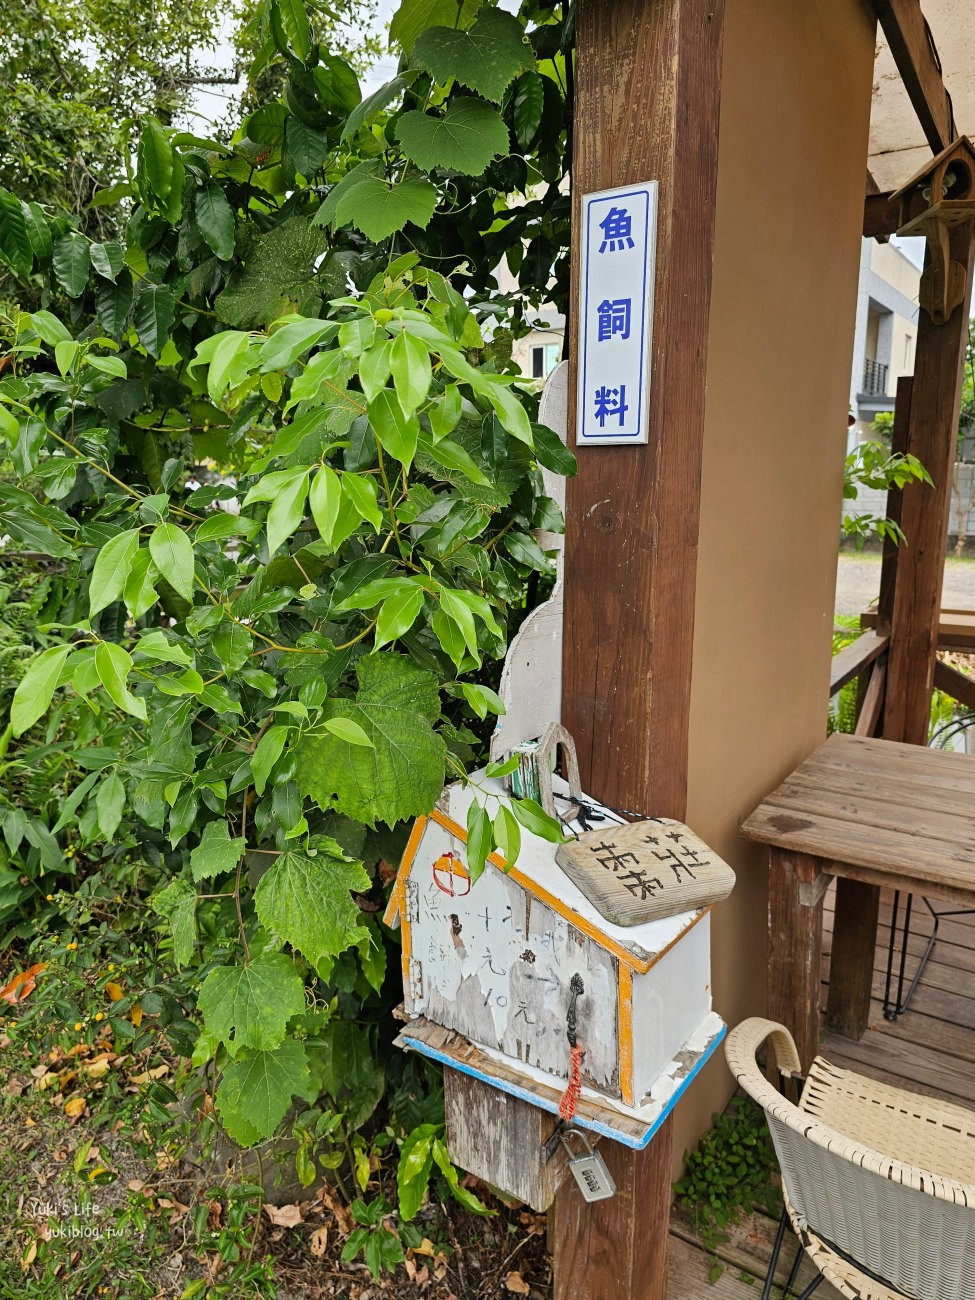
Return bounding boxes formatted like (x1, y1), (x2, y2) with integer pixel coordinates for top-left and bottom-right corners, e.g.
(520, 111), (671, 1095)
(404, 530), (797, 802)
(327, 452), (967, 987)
(558, 1042), (585, 1121)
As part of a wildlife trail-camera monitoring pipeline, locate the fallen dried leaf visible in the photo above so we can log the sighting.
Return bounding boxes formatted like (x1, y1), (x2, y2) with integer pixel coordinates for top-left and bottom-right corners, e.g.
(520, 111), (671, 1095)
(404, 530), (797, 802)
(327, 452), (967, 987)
(105, 982), (123, 1001)
(321, 1186), (353, 1235)
(130, 1004), (142, 1027)
(310, 1225), (329, 1258)
(1, 963), (46, 1005)
(504, 1272), (531, 1296)
(263, 1202), (303, 1228)
(415, 1238), (436, 1257)
(64, 1097), (86, 1120)
(20, 1240), (37, 1270)
(6, 1075), (27, 1097)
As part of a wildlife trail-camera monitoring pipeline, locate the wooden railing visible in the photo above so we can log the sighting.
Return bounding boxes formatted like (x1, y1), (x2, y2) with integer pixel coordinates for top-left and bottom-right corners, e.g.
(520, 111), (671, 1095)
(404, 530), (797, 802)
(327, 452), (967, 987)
(831, 611), (975, 738)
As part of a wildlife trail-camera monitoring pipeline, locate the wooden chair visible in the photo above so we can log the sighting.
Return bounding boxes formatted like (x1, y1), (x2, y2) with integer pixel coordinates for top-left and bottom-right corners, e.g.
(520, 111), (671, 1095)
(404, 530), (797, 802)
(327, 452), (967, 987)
(725, 1018), (975, 1300)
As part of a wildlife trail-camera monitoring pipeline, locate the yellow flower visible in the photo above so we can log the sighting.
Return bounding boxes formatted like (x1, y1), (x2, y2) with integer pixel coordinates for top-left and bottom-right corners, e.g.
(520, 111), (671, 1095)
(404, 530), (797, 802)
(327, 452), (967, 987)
(94, 1013), (104, 1022)
(45, 894), (53, 901)
(107, 963), (115, 971)
(66, 942), (77, 951)
(74, 1022), (83, 1032)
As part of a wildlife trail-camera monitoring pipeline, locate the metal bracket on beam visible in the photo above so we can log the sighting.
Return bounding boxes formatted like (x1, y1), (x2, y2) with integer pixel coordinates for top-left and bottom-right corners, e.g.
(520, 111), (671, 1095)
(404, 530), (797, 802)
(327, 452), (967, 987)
(797, 872), (831, 909)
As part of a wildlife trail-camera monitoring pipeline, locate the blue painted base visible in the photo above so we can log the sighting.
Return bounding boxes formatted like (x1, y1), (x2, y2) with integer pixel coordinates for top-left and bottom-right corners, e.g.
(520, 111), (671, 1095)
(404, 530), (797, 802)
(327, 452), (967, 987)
(399, 1021), (726, 1150)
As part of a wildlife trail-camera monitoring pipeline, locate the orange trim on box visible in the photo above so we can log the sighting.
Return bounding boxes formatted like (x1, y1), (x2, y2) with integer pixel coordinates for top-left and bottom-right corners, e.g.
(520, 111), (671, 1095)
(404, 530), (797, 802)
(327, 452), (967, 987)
(428, 807), (709, 975)
(618, 962), (635, 1107)
(382, 816), (428, 928)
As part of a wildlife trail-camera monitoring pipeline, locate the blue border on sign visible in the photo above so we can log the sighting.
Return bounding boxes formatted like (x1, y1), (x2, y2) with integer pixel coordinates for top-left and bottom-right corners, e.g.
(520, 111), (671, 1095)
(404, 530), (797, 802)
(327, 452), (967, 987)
(399, 1022), (726, 1150)
(580, 187), (651, 441)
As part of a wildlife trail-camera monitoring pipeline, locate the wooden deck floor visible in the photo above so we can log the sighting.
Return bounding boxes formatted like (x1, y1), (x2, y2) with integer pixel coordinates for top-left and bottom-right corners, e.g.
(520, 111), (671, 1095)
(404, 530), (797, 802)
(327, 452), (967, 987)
(668, 881), (975, 1296)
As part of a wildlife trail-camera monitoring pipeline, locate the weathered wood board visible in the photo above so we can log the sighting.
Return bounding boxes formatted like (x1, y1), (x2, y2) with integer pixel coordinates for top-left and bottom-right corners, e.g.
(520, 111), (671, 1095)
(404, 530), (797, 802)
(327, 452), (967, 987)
(555, 818), (735, 926)
(443, 1069), (572, 1211)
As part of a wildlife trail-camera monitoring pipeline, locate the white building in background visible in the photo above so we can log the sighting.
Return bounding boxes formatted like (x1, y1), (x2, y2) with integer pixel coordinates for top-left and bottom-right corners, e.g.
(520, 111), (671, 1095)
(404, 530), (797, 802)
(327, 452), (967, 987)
(848, 238), (920, 446)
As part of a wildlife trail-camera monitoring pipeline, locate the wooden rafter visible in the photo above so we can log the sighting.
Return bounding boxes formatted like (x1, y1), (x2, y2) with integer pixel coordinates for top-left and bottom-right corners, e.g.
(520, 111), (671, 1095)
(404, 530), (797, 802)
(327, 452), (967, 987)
(872, 0), (956, 154)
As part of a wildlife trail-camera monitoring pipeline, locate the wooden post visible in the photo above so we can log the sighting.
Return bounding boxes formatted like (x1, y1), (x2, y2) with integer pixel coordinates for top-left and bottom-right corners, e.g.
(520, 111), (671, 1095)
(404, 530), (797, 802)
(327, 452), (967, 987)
(558, 0), (726, 1295)
(825, 877), (880, 1040)
(883, 224), (975, 745)
(767, 851), (826, 1073)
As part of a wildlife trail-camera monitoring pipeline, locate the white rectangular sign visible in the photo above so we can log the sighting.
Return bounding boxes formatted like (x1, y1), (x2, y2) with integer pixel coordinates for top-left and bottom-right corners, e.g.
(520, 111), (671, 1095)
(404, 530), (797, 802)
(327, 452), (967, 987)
(576, 182), (658, 446)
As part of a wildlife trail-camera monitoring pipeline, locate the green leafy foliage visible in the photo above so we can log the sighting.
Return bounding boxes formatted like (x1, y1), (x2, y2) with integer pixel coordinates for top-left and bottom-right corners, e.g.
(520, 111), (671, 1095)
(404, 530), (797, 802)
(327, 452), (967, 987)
(0, 0), (577, 1262)
(674, 1096), (782, 1283)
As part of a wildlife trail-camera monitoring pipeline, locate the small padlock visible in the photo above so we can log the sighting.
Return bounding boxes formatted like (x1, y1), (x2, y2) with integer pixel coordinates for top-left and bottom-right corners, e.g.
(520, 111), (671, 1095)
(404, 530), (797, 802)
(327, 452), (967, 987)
(560, 1127), (616, 1203)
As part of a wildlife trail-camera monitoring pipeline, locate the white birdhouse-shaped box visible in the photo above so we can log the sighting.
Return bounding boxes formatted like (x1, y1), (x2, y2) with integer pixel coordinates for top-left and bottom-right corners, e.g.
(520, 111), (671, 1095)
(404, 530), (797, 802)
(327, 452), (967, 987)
(384, 771), (729, 1149)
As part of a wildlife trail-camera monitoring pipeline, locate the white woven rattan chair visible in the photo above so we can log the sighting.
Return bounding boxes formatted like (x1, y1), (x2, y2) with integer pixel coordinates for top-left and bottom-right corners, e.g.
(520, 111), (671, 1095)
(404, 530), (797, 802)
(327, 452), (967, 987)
(725, 1018), (975, 1300)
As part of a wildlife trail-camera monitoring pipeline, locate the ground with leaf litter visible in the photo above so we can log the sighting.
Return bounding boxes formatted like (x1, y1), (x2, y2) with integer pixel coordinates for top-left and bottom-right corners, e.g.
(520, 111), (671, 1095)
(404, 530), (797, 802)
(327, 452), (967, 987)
(0, 1033), (553, 1299)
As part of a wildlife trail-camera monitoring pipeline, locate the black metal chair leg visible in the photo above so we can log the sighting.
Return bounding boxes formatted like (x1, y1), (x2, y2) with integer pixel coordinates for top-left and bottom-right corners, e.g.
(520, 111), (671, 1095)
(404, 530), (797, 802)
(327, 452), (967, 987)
(762, 1208), (789, 1300)
(795, 1275), (824, 1300)
(782, 1235), (805, 1298)
(883, 892), (940, 1020)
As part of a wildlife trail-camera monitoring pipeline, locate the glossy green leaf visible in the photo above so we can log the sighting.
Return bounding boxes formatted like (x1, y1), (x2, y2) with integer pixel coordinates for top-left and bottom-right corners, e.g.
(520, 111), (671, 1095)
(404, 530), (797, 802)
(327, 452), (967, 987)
(511, 797), (564, 843)
(320, 717), (374, 748)
(252, 724), (289, 795)
(492, 803), (521, 867)
(368, 390), (419, 469)
(260, 318), (336, 372)
(96, 274), (134, 336)
(285, 117), (329, 177)
(133, 285), (176, 359)
(138, 117), (173, 201)
(341, 72), (418, 141)
(417, 432), (491, 485)
(390, 330), (432, 417)
(396, 97), (509, 176)
(309, 465), (343, 546)
(28, 310), (71, 346)
(10, 645), (72, 736)
(0, 190), (32, 276)
(95, 642), (147, 720)
(123, 549), (159, 619)
(397, 1126), (437, 1221)
(466, 800), (493, 885)
(341, 474), (382, 533)
(89, 241), (125, 282)
(52, 232), (91, 298)
(89, 528), (141, 616)
(276, 0), (311, 60)
(148, 522), (196, 601)
(532, 421), (577, 476)
(266, 468), (309, 554)
(374, 585), (424, 649)
(95, 771), (126, 839)
(512, 71), (545, 147)
(196, 182), (236, 260)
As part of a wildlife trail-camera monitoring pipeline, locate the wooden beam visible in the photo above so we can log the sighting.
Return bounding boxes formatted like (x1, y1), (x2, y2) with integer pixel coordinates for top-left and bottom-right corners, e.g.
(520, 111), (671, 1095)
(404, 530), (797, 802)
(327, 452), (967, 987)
(933, 658), (975, 712)
(825, 877), (881, 1040)
(563, 0), (726, 820)
(767, 851), (825, 1073)
(559, 0), (726, 1295)
(883, 223), (975, 745)
(854, 656), (887, 736)
(829, 631), (889, 696)
(553, 1118), (673, 1300)
(872, 0), (955, 154)
(864, 191), (901, 239)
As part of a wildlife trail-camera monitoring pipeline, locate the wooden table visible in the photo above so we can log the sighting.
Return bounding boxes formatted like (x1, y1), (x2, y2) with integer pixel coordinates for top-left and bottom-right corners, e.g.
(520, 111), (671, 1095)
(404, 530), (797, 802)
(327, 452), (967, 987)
(741, 732), (975, 1070)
